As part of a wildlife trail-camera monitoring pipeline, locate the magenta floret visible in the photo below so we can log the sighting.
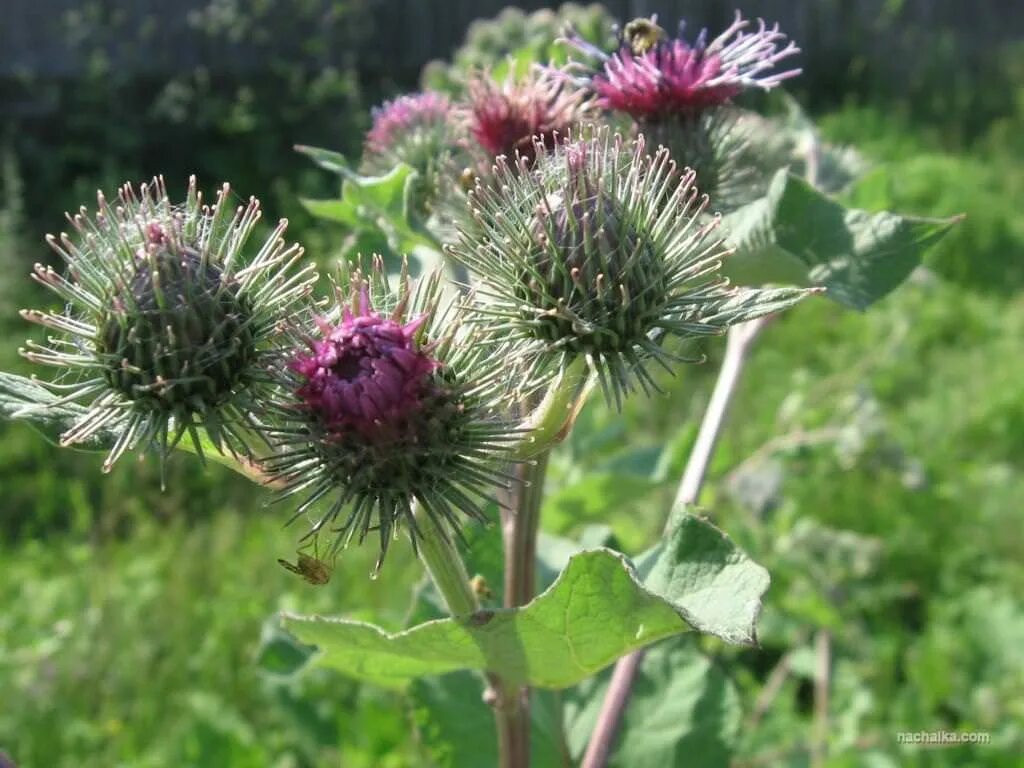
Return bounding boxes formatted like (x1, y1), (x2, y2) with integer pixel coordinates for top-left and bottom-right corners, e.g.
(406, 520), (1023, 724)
(566, 12), (800, 120)
(290, 288), (438, 439)
(365, 92), (451, 156)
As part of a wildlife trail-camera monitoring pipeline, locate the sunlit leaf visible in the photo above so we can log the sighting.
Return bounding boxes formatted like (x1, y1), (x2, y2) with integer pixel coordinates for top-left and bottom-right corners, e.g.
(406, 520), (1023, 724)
(284, 515), (768, 688)
(722, 170), (959, 309)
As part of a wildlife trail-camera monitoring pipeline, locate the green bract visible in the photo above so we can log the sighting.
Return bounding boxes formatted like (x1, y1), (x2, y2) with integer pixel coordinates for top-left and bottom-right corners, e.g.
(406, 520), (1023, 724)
(19, 176), (316, 471)
(447, 126), (812, 406)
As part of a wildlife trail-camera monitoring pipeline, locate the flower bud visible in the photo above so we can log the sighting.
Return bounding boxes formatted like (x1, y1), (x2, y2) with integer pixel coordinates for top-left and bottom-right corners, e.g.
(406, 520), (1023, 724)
(448, 127), (812, 406)
(21, 177), (315, 471)
(362, 91), (462, 217)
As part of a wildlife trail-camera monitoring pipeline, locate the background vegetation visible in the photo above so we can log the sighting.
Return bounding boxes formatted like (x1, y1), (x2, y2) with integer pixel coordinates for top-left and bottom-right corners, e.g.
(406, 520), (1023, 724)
(1, 1), (1022, 766)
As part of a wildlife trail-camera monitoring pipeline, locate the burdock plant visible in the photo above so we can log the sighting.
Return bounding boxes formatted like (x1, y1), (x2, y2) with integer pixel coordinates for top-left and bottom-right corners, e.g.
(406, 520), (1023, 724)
(448, 127), (810, 406)
(263, 258), (520, 571)
(0, 5), (959, 768)
(18, 176), (315, 471)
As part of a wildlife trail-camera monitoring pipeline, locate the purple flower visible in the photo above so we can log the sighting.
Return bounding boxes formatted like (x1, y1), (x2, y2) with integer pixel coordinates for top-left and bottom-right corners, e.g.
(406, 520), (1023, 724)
(265, 263), (521, 569)
(565, 12), (800, 120)
(466, 68), (592, 165)
(290, 287), (438, 440)
(365, 92), (452, 158)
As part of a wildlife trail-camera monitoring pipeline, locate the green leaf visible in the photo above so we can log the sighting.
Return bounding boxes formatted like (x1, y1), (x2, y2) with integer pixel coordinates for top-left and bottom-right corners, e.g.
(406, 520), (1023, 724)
(564, 637), (741, 768)
(543, 472), (660, 532)
(721, 170), (959, 309)
(254, 618), (316, 677)
(284, 515), (768, 689)
(634, 512), (769, 645)
(0, 371), (112, 450)
(294, 144), (359, 179)
(299, 151), (443, 271)
(298, 196), (361, 228)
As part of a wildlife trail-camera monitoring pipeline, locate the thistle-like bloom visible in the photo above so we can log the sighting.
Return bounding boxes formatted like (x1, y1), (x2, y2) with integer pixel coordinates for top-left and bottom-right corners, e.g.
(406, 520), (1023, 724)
(288, 290), (437, 439)
(564, 13), (800, 120)
(466, 67), (593, 166)
(20, 177), (315, 470)
(265, 260), (518, 570)
(447, 128), (811, 407)
(364, 92), (453, 160)
(361, 91), (463, 217)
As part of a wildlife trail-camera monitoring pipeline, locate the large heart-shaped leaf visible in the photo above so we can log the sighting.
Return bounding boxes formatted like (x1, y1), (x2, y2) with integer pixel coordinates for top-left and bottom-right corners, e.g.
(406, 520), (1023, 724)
(721, 169), (959, 309)
(283, 514), (768, 689)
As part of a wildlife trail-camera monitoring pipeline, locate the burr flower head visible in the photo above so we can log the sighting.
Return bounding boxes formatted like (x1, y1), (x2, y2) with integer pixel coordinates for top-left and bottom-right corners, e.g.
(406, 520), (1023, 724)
(21, 176), (315, 471)
(98, 227), (256, 407)
(447, 126), (811, 406)
(289, 287), (438, 439)
(364, 91), (453, 159)
(265, 259), (519, 572)
(564, 12), (800, 121)
(466, 67), (593, 166)
(362, 91), (463, 217)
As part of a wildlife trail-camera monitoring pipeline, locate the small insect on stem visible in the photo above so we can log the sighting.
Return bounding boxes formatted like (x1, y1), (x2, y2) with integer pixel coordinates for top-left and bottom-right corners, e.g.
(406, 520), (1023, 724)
(278, 542), (334, 585)
(470, 573), (493, 600)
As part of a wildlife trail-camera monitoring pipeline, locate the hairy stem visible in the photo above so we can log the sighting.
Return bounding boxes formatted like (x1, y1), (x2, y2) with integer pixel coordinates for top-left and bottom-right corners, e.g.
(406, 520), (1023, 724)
(503, 451), (550, 606)
(581, 317), (769, 768)
(488, 358), (594, 767)
(413, 503), (478, 617)
(412, 504), (527, 768)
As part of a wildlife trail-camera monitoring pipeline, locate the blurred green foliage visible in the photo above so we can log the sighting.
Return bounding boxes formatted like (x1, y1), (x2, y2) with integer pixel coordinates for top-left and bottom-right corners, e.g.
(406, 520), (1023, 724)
(420, 3), (616, 92)
(3, 0), (376, 262)
(1, 1), (1023, 766)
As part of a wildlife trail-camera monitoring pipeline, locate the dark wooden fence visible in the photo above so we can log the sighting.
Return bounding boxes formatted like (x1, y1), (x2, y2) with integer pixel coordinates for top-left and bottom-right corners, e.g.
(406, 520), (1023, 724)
(0, 0), (1017, 82)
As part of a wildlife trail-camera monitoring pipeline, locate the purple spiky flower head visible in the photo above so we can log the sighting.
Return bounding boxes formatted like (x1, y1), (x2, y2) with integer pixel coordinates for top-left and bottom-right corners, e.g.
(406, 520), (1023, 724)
(265, 259), (520, 571)
(466, 66), (593, 167)
(289, 286), (438, 440)
(564, 12), (800, 121)
(365, 92), (452, 159)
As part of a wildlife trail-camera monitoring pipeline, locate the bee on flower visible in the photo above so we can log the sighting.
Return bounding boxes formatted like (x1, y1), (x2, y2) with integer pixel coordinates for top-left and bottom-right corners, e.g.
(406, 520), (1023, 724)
(563, 12), (800, 121)
(560, 13), (801, 208)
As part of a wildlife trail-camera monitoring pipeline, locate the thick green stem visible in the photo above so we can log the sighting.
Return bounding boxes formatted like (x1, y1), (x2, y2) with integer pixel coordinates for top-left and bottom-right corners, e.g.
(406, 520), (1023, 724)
(486, 357), (593, 767)
(411, 504), (528, 768)
(412, 503), (478, 617)
(491, 449), (550, 768)
(503, 451), (550, 607)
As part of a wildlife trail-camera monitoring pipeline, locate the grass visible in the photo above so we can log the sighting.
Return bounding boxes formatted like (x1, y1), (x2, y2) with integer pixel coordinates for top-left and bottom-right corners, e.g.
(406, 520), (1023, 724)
(0, 499), (421, 767)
